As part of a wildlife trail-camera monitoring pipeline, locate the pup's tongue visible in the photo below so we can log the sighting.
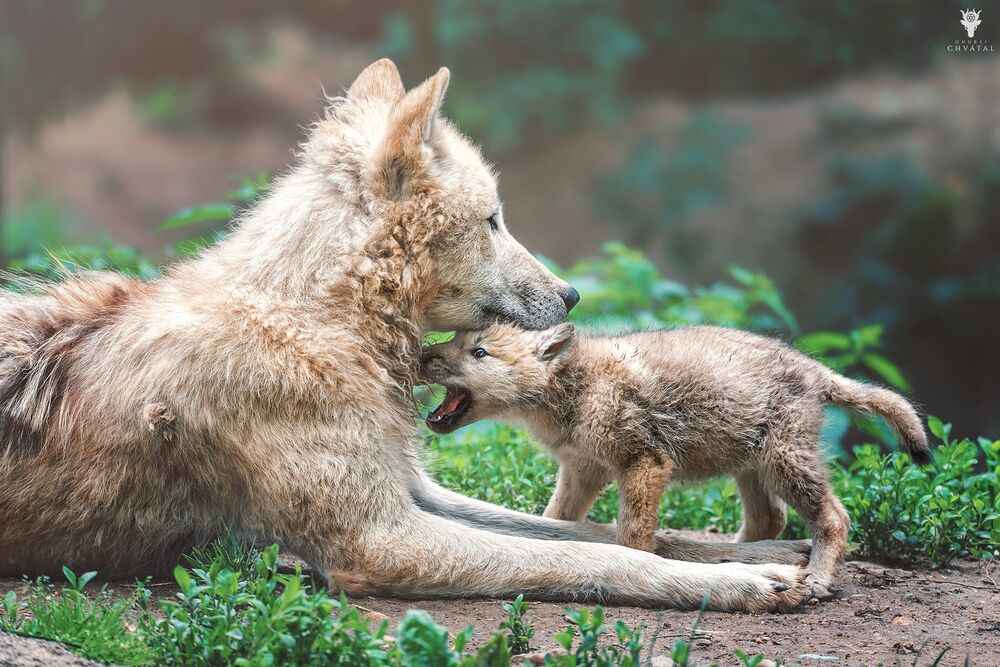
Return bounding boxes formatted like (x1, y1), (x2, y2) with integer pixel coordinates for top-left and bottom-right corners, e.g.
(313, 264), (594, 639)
(428, 388), (467, 423)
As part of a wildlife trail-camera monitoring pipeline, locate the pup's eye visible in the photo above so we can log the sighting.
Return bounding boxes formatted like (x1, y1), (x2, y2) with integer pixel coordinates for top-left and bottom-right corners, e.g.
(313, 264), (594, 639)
(487, 214), (498, 232)
(472, 347), (488, 359)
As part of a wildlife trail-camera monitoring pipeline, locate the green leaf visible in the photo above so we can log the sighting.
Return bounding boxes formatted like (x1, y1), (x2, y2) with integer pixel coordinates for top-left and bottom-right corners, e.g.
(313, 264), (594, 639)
(862, 353), (911, 392)
(173, 565), (192, 594)
(797, 331), (852, 354)
(159, 203), (234, 231)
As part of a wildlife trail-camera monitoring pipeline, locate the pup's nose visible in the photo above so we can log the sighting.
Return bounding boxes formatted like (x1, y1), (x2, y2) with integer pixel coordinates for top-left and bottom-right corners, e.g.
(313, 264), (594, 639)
(562, 286), (580, 312)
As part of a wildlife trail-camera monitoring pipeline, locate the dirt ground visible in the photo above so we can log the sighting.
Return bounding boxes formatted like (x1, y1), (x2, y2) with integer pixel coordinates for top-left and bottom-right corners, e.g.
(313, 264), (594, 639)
(351, 528), (1000, 667)
(357, 558), (999, 666)
(1, 531), (997, 666)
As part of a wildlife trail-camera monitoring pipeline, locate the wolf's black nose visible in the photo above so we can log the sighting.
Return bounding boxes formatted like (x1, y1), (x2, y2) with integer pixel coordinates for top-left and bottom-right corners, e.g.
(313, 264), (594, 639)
(562, 287), (580, 312)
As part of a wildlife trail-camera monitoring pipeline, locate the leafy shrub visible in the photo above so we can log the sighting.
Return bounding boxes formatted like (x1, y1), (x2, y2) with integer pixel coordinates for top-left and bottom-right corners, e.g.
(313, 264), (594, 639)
(840, 418), (1000, 567)
(150, 545), (389, 666)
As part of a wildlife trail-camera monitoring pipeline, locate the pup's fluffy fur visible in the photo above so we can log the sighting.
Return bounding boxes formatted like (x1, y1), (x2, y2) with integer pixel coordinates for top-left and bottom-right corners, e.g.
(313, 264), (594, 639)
(0, 60), (813, 611)
(422, 323), (930, 598)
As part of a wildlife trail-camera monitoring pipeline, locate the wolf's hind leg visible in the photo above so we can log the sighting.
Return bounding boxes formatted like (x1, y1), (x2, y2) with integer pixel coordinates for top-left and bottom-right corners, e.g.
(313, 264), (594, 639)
(734, 469), (787, 542)
(763, 426), (849, 600)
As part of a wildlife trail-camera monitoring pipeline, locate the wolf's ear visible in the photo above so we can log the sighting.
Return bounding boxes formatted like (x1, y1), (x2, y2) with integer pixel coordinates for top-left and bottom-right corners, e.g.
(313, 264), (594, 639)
(347, 58), (405, 103)
(392, 67), (450, 144)
(538, 323), (577, 363)
(376, 67), (450, 199)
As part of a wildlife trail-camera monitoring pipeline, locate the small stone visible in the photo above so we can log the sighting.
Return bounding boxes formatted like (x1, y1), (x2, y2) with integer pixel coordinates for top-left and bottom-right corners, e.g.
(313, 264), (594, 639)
(891, 615), (913, 626)
(514, 648), (567, 665)
(649, 657), (677, 667)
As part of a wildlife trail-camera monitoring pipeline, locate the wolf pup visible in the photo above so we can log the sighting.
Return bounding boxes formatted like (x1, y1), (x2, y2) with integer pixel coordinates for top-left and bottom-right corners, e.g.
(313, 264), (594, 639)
(421, 323), (930, 599)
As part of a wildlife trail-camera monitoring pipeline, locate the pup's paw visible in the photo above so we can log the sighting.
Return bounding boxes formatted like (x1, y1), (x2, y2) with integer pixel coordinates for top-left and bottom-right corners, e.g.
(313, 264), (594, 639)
(803, 571), (838, 601)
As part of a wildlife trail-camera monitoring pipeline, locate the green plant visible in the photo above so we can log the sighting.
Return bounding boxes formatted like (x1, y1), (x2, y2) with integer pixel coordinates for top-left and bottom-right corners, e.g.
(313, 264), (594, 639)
(150, 545), (390, 666)
(558, 243), (797, 335)
(550, 606), (643, 667)
(499, 594), (535, 654)
(839, 418), (1000, 567)
(0, 568), (156, 665)
(183, 531), (258, 577)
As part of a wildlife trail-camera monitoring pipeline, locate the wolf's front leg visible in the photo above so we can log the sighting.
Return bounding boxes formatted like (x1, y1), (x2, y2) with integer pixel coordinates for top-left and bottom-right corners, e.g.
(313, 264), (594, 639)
(542, 461), (610, 522)
(327, 507), (806, 612)
(414, 476), (810, 565)
(617, 455), (674, 551)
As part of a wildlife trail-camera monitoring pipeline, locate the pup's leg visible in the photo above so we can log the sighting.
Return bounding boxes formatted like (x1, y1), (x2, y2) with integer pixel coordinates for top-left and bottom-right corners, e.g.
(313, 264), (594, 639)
(616, 456), (674, 551)
(327, 507), (806, 612)
(543, 461), (610, 521)
(763, 422), (850, 600)
(413, 476), (811, 564)
(734, 470), (787, 542)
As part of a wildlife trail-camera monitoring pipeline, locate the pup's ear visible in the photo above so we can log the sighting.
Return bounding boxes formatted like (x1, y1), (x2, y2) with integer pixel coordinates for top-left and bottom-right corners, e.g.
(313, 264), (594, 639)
(538, 323), (577, 363)
(376, 67), (450, 199)
(347, 58), (405, 103)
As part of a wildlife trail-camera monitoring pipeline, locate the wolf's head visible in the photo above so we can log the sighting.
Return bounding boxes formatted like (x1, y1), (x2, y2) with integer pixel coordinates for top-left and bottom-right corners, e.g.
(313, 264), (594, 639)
(419, 322), (577, 433)
(305, 59), (578, 332)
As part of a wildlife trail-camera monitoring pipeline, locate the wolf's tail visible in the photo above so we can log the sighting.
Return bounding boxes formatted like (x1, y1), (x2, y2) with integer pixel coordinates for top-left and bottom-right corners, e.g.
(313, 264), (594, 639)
(822, 373), (931, 465)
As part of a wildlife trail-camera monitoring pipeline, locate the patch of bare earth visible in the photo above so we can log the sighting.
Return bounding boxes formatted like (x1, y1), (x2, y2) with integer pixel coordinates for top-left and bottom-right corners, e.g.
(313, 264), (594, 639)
(357, 558), (999, 666)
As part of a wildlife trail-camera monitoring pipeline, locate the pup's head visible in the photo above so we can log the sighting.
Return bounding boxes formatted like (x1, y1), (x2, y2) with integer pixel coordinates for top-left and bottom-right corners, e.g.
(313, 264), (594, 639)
(420, 322), (577, 434)
(308, 59), (578, 331)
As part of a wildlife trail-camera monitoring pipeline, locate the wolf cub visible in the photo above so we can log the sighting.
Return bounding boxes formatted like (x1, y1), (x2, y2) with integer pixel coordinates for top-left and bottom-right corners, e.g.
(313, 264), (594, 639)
(421, 323), (930, 598)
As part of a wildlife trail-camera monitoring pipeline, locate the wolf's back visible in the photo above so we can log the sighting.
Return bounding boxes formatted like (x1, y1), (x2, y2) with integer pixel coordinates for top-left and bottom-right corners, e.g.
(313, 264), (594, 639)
(0, 272), (141, 456)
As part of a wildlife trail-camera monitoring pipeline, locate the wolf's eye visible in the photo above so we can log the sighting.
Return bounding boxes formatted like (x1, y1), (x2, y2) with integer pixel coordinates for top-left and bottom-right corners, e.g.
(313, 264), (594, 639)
(472, 347), (488, 359)
(487, 214), (498, 232)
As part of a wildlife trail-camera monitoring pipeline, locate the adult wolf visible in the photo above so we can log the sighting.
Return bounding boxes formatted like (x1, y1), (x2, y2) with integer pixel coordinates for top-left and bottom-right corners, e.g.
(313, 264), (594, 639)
(0, 60), (807, 611)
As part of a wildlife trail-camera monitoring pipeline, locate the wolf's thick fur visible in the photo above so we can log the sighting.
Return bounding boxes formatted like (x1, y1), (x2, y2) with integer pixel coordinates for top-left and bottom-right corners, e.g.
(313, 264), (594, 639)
(0, 61), (809, 611)
(421, 323), (929, 599)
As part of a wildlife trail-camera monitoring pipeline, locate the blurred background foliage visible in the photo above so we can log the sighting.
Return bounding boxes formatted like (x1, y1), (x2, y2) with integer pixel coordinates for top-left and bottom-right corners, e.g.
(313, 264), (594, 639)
(1, 0), (997, 435)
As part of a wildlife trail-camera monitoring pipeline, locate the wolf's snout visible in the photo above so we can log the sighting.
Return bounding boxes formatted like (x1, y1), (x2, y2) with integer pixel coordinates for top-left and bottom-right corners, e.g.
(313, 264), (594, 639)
(419, 349), (450, 383)
(561, 287), (580, 313)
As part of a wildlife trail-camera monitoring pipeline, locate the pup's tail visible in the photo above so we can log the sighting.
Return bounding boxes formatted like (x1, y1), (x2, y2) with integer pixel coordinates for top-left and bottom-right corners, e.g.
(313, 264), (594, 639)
(822, 374), (932, 465)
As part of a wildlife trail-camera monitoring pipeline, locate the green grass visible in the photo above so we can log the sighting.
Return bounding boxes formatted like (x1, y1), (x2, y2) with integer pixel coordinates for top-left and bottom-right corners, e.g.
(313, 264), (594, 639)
(0, 568), (156, 665)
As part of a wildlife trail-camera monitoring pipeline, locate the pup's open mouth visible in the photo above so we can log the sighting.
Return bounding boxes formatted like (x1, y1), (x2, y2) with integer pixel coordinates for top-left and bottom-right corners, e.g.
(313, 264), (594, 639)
(426, 387), (471, 434)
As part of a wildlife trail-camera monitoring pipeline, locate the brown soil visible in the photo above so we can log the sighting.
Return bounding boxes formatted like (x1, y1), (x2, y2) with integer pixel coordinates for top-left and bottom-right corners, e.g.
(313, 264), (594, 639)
(1, 532), (997, 666)
(358, 558), (999, 666)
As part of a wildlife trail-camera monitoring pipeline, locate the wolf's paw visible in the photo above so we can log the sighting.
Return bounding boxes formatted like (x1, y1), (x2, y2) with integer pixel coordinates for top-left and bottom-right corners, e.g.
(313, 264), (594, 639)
(704, 563), (807, 613)
(742, 563), (808, 612)
(803, 570), (837, 601)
